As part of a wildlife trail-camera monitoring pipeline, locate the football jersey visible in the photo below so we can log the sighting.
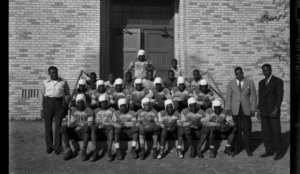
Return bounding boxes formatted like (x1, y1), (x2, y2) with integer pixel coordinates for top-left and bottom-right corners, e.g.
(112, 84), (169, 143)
(163, 77), (177, 91)
(129, 87), (153, 103)
(203, 108), (234, 131)
(151, 88), (171, 102)
(70, 107), (94, 126)
(158, 110), (181, 125)
(87, 89), (111, 105)
(127, 60), (154, 79)
(136, 109), (159, 125)
(193, 88), (215, 106)
(186, 77), (203, 90)
(180, 108), (206, 126)
(110, 88), (127, 104)
(142, 78), (154, 90)
(171, 86), (193, 102)
(94, 108), (115, 125)
(112, 110), (136, 127)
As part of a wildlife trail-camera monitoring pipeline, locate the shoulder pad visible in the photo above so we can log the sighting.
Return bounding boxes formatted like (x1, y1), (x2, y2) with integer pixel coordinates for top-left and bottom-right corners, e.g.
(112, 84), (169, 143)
(151, 109), (158, 115)
(114, 110), (121, 116)
(159, 110), (166, 116)
(136, 109), (143, 115)
(206, 108), (214, 114)
(174, 111), (181, 117)
(94, 108), (101, 113)
(171, 87), (178, 92)
(128, 110), (136, 116)
(198, 109), (205, 115)
(181, 108), (190, 115)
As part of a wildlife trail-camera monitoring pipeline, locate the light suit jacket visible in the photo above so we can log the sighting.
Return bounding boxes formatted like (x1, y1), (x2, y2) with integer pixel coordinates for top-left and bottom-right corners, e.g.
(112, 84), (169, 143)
(225, 78), (257, 116)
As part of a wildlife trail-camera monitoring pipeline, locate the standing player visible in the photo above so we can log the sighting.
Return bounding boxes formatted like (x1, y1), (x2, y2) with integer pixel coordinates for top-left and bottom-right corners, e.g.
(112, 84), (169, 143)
(89, 80), (112, 110)
(61, 94), (94, 161)
(181, 97), (208, 158)
(112, 98), (139, 160)
(128, 78), (153, 112)
(171, 76), (193, 112)
(193, 79), (214, 111)
(157, 99), (184, 159)
(125, 49), (156, 79)
(163, 70), (177, 92)
(91, 95), (115, 162)
(170, 59), (185, 78)
(150, 77), (171, 112)
(203, 100), (236, 158)
(110, 78), (127, 110)
(136, 98), (161, 160)
(187, 69), (203, 90)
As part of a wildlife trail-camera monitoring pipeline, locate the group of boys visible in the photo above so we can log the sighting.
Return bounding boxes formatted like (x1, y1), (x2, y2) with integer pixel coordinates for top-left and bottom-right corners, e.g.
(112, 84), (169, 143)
(62, 49), (237, 162)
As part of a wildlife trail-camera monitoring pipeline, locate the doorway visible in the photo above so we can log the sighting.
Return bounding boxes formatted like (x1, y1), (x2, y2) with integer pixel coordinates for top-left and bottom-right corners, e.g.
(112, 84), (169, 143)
(110, 0), (174, 79)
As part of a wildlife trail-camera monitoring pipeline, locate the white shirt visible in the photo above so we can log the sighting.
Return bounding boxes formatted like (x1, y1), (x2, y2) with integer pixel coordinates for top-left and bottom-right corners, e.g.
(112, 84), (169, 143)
(236, 79), (244, 88)
(266, 74), (273, 83)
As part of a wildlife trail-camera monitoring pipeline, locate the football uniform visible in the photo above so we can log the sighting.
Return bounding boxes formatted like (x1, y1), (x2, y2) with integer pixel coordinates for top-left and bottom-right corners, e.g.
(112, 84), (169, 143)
(171, 86), (193, 112)
(129, 87), (153, 106)
(112, 110), (138, 140)
(127, 60), (155, 79)
(171, 67), (185, 78)
(70, 89), (92, 108)
(193, 88), (215, 111)
(110, 88), (127, 105)
(142, 78), (154, 90)
(150, 88), (171, 111)
(136, 109), (160, 135)
(87, 89), (112, 109)
(92, 107), (115, 139)
(163, 77), (177, 91)
(158, 110), (184, 139)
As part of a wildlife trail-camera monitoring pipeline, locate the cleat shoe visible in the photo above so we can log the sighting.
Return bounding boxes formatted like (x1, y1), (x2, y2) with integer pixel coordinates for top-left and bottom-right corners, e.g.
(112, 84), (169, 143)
(63, 149), (73, 160)
(106, 148), (113, 162)
(189, 146), (196, 158)
(90, 149), (98, 162)
(176, 148), (183, 159)
(209, 148), (215, 158)
(54, 149), (61, 155)
(152, 147), (158, 159)
(81, 149), (88, 161)
(197, 145), (204, 158)
(139, 147), (145, 160)
(116, 148), (122, 160)
(131, 147), (138, 159)
(224, 146), (231, 155)
(157, 148), (164, 159)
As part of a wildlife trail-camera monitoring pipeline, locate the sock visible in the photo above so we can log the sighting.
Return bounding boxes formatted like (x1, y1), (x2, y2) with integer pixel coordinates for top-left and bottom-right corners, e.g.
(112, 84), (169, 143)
(177, 145), (182, 149)
(226, 144), (231, 147)
(132, 141), (137, 147)
(210, 146), (214, 149)
(115, 142), (120, 148)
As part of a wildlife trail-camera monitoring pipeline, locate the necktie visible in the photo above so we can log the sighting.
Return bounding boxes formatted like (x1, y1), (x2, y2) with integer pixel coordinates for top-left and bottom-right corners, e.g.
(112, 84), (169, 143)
(238, 81), (242, 92)
(265, 78), (268, 86)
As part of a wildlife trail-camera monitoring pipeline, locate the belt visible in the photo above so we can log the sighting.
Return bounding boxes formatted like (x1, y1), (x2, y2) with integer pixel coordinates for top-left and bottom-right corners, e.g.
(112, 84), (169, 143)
(45, 97), (63, 101)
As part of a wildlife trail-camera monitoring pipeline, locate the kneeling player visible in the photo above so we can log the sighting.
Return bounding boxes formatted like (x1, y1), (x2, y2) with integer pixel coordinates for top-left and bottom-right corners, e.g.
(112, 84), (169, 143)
(136, 98), (161, 160)
(90, 95), (115, 162)
(112, 98), (139, 160)
(61, 94), (94, 161)
(157, 99), (184, 159)
(203, 100), (236, 158)
(181, 97), (209, 158)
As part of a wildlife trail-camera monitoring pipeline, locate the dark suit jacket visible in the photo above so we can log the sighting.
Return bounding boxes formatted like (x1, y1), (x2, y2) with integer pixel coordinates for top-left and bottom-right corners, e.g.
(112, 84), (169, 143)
(257, 75), (284, 117)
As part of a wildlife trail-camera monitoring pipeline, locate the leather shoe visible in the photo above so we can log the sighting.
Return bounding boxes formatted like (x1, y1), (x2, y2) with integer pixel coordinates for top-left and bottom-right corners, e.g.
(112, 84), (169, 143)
(260, 151), (275, 158)
(273, 151), (284, 160)
(247, 151), (253, 157)
(46, 147), (53, 154)
(54, 149), (61, 155)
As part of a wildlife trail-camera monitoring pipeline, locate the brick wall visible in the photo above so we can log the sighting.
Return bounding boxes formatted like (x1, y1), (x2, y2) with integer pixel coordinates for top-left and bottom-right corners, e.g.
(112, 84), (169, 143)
(9, 0), (107, 118)
(174, 0), (290, 121)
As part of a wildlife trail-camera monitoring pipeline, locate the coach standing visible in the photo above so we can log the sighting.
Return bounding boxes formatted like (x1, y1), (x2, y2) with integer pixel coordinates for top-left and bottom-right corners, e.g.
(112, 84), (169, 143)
(40, 66), (70, 155)
(257, 64), (284, 160)
(225, 67), (257, 157)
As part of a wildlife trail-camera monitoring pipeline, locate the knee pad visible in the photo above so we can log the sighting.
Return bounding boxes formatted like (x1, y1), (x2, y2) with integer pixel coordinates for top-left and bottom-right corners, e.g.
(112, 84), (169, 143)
(184, 126), (191, 135)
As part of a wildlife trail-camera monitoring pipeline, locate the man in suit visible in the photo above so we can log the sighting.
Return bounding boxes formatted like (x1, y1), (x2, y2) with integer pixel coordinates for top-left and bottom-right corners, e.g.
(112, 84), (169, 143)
(257, 64), (284, 160)
(225, 67), (257, 157)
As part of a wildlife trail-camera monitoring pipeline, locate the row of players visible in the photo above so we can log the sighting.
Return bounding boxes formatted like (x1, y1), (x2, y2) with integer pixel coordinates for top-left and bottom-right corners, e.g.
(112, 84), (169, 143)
(63, 92), (235, 162)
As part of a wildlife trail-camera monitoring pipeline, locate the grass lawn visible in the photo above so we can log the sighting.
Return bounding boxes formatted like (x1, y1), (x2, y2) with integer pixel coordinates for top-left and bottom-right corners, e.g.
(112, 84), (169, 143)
(9, 121), (290, 174)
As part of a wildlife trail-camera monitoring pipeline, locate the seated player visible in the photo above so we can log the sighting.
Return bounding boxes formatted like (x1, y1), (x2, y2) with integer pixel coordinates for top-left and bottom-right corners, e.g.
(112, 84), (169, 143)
(112, 98), (139, 160)
(171, 59), (186, 78)
(128, 78), (153, 112)
(193, 79), (214, 111)
(163, 70), (177, 92)
(125, 49), (156, 79)
(157, 99), (184, 159)
(181, 97), (209, 158)
(171, 76), (193, 113)
(86, 72), (98, 91)
(136, 98), (161, 160)
(61, 94), (94, 161)
(90, 95), (115, 162)
(186, 69), (203, 89)
(70, 79), (92, 109)
(202, 100), (236, 158)
(123, 71), (134, 89)
(110, 78), (127, 110)
(105, 73), (115, 91)
(88, 80), (112, 110)
(142, 70), (155, 90)
(150, 77), (171, 112)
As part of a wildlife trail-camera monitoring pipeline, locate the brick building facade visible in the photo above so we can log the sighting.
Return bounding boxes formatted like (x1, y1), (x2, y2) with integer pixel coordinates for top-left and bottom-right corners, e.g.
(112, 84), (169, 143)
(9, 0), (290, 121)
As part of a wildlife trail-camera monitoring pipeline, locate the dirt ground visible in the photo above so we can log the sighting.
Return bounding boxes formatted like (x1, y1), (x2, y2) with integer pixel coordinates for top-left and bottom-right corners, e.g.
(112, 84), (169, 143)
(9, 121), (290, 174)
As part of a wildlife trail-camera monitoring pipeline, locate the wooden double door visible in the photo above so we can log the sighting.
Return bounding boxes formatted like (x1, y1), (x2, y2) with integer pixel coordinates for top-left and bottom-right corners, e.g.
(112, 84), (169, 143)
(110, 28), (174, 79)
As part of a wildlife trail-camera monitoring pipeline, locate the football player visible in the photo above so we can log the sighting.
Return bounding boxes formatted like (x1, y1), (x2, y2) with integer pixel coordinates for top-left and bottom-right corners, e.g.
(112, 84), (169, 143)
(136, 98), (161, 160)
(70, 79), (92, 109)
(157, 99), (184, 159)
(203, 100), (236, 158)
(150, 77), (171, 112)
(61, 94), (94, 161)
(110, 78), (127, 110)
(88, 80), (112, 110)
(112, 98), (139, 160)
(193, 79), (214, 111)
(171, 76), (193, 113)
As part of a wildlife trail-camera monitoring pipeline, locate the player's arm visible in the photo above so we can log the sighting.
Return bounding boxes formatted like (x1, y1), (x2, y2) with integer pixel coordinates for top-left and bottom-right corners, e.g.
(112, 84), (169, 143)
(112, 113), (122, 128)
(125, 61), (135, 74)
(181, 113), (190, 127)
